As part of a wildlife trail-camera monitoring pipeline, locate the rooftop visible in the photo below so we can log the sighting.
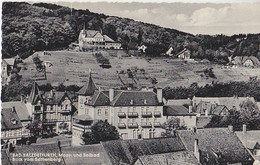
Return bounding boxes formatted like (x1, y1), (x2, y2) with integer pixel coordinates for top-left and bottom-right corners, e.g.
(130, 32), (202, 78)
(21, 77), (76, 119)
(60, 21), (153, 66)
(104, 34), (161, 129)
(1, 101), (30, 121)
(163, 105), (195, 116)
(177, 128), (254, 164)
(1, 108), (22, 130)
(235, 130), (260, 149)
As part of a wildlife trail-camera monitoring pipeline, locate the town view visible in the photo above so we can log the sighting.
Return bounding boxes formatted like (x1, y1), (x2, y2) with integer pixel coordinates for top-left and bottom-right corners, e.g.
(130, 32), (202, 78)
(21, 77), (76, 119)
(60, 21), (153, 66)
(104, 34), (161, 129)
(1, 1), (260, 165)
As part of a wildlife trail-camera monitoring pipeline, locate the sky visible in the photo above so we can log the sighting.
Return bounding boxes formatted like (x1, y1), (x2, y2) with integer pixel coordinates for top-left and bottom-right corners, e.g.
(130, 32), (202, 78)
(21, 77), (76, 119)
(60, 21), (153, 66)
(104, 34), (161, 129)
(52, 1), (259, 35)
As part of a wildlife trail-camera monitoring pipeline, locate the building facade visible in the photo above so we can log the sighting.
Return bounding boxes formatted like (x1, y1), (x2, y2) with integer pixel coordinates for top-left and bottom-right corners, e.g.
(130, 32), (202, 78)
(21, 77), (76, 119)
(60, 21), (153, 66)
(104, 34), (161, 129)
(25, 82), (73, 134)
(78, 28), (121, 51)
(72, 73), (166, 145)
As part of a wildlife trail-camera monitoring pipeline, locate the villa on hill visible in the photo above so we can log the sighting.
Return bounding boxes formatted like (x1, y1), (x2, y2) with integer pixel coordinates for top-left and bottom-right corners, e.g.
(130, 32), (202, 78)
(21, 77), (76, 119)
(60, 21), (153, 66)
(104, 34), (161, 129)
(78, 27), (121, 51)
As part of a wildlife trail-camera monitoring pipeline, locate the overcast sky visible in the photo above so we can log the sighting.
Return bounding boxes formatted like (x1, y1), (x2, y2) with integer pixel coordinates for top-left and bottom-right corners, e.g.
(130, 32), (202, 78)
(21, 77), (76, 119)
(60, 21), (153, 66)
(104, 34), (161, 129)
(54, 1), (260, 35)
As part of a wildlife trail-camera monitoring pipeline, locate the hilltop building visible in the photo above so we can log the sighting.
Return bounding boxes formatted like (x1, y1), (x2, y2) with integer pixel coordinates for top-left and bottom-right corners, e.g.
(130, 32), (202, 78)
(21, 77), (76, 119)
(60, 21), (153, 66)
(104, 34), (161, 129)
(78, 27), (121, 51)
(232, 56), (260, 68)
(1, 58), (16, 85)
(176, 48), (191, 60)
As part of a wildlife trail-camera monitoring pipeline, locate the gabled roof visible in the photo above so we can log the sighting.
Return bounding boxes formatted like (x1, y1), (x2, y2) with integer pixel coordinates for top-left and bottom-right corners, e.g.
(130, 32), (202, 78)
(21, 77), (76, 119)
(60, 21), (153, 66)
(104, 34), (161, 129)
(163, 105), (195, 116)
(135, 151), (200, 165)
(211, 105), (229, 115)
(235, 130), (260, 149)
(1, 108), (22, 130)
(43, 91), (72, 105)
(89, 91), (110, 106)
(196, 116), (212, 128)
(233, 56), (260, 66)
(28, 81), (43, 104)
(175, 48), (191, 57)
(110, 91), (160, 106)
(77, 73), (98, 96)
(101, 137), (186, 165)
(2, 58), (15, 66)
(177, 128), (254, 164)
(192, 96), (255, 110)
(103, 35), (115, 42)
(1, 101), (30, 121)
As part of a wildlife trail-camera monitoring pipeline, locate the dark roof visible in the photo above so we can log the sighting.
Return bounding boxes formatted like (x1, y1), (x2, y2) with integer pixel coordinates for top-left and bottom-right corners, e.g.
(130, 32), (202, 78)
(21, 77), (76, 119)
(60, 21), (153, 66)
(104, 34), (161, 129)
(196, 117), (212, 129)
(163, 105), (195, 116)
(211, 105), (229, 115)
(28, 81), (43, 104)
(2, 101), (30, 121)
(89, 91), (110, 106)
(135, 151), (199, 165)
(43, 91), (72, 105)
(101, 137), (185, 165)
(177, 128), (254, 164)
(1, 108), (22, 130)
(111, 91), (160, 106)
(77, 73), (98, 96)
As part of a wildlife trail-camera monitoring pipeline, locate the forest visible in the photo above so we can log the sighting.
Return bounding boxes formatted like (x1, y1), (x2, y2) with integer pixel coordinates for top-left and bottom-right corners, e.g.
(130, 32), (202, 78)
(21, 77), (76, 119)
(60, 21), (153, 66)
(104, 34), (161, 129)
(2, 2), (260, 64)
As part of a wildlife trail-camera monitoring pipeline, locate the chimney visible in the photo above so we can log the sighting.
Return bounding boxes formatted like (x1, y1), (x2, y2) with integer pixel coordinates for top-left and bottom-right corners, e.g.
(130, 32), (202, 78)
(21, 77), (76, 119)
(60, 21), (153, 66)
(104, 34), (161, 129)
(157, 88), (162, 103)
(109, 89), (114, 102)
(194, 139), (200, 162)
(243, 124), (247, 134)
(228, 125), (233, 133)
(205, 109), (209, 117)
(12, 106), (16, 113)
(189, 105), (193, 113)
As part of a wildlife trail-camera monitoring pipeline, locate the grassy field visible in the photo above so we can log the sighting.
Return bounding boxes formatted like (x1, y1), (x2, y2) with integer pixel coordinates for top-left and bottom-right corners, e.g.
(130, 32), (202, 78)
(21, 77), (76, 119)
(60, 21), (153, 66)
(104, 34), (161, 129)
(19, 50), (260, 89)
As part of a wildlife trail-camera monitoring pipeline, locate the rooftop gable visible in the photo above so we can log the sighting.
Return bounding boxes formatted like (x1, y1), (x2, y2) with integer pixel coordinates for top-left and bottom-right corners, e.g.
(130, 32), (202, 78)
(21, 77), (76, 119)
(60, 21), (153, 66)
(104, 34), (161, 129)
(177, 128), (254, 164)
(235, 130), (260, 149)
(1, 108), (22, 130)
(101, 137), (186, 165)
(1, 101), (30, 121)
(28, 81), (43, 104)
(77, 73), (98, 96)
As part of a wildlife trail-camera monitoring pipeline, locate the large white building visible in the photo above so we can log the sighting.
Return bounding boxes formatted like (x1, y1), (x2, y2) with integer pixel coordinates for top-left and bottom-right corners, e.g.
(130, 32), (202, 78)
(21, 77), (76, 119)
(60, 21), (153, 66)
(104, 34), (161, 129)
(72, 72), (166, 145)
(78, 27), (121, 51)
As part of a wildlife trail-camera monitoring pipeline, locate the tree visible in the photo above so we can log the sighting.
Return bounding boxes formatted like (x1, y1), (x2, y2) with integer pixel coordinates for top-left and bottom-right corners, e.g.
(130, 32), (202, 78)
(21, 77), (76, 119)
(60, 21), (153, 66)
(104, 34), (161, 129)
(161, 117), (187, 137)
(26, 121), (42, 137)
(32, 56), (44, 71)
(81, 120), (120, 145)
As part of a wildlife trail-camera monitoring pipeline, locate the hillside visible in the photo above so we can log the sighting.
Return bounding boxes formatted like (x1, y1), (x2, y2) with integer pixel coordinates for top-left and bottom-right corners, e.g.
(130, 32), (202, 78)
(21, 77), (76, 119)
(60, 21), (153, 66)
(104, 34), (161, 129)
(2, 2), (192, 59)
(18, 50), (260, 89)
(3, 2), (260, 62)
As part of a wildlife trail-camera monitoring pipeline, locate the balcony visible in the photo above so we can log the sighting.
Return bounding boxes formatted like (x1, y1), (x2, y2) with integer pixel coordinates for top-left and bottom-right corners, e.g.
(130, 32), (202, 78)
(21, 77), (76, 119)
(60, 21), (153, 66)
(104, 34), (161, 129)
(118, 123), (126, 129)
(44, 119), (57, 125)
(73, 123), (91, 129)
(154, 111), (161, 117)
(118, 112), (126, 118)
(128, 112), (138, 118)
(59, 109), (71, 114)
(142, 112), (152, 118)
(33, 110), (42, 114)
(141, 122), (152, 128)
(153, 122), (161, 128)
(128, 122), (138, 128)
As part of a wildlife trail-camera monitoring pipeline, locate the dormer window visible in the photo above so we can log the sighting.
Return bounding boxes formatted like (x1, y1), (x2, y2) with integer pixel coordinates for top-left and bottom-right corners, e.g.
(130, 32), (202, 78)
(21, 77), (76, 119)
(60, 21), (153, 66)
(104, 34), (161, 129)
(130, 100), (133, 105)
(144, 99), (147, 104)
(11, 118), (17, 125)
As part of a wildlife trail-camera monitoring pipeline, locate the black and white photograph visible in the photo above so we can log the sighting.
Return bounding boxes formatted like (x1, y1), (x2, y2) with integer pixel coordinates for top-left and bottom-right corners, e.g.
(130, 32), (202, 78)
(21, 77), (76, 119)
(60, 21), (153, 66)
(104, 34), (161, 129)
(1, 0), (260, 164)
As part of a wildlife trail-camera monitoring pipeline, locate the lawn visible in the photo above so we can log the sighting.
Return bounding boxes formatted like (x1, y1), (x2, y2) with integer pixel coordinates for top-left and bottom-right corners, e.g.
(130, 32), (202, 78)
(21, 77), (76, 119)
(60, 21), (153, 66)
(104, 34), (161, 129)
(19, 50), (260, 88)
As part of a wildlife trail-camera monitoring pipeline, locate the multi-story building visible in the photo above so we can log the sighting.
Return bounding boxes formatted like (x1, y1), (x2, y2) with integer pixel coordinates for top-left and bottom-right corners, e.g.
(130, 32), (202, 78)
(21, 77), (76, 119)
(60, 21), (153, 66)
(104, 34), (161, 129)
(1, 58), (16, 85)
(72, 72), (166, 145)
(1, 107), (23, 145)
(78, 27), (121, 51)
(25, 82), (73, 134)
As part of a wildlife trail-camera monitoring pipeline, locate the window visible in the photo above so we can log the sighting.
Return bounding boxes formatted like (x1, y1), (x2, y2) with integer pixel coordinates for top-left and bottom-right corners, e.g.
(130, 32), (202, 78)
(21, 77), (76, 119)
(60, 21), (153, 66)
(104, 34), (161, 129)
(105, 109), (108, 116)
(50, 105), (53, 111)
(35, 106), (41, 111)
(98, 109), (102, 116)
(65, 105), (68, 110)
